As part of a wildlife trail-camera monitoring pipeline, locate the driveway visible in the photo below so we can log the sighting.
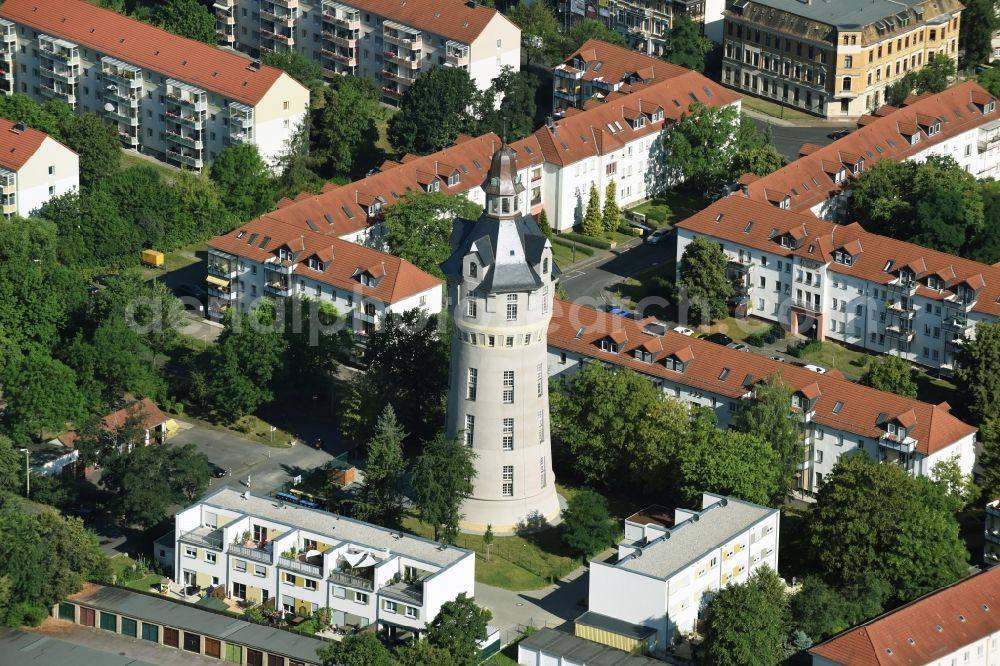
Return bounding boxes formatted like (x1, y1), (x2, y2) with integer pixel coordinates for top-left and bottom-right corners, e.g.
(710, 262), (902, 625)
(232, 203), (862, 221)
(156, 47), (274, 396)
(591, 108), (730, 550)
(750, 116), (853, 162)
(25, 621), (225, 666)
(560, 238), (671, 304)
(476, 566), (590, 645)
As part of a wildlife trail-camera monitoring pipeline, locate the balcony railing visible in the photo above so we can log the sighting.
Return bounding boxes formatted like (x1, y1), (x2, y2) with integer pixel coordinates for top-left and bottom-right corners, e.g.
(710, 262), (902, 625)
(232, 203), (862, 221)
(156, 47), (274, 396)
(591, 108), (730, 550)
(166, 131), (204, 149)
(878, 433), (916, 454)
(166, 109), (205, 126)
(328, 570), (374, 591)
(790, 298), (822, 314)
(279, 556), (323, 578)
(179, 528), (224, 550)
(884, 324), (915, 340)
(380, 581), (424, 604)
(229, 543), (273, 564)
(886, 301), (917, 318)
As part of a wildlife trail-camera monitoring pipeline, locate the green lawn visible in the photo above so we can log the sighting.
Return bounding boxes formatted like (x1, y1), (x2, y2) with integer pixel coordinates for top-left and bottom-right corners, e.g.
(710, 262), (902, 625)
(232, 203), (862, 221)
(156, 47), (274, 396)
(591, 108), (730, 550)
(140, 239), (206, 281)
(794, 340), (874, 380)
(551, 241), (580, 268)
(165, 411), (296, 449)
(707, 316), (772, 342)
(627, 191), (702, 229)
(914, 369), (960, 406)
(120, 151), (179, 179)
(108, 555), (163, 593)
(740, 97), (822, 122)
(613, 261), (676, 318)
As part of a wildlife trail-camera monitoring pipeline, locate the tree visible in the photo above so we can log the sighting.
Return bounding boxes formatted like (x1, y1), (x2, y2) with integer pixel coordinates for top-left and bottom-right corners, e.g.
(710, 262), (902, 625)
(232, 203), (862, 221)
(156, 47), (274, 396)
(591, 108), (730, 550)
(310, 76), (384, 178)
(860, 355), (918, 398)
(427, 593), (493, 666)
(978, 419), (1000, 503)
(602, 181), (620, 233)
(564, 20), (627, 53)
(60, 113), (121, 186)
(389, 67), (482, 155)
(155, 0), (216, 43)
(678, 235), (734, 324)
(273, 296), (349, 402)
(483, 524), (494, 562)
(274, 119), (325, 200)
(383, 191), (481, 277)
(210, 144), (277, 222)
(979, 64), (1000, 98)
(2, 348), (85, 442)
(0, 95), (73, 140)
(39, 189), (140, 267)
(930, 455), (979, 511)
(809, 454), (968, 602)
(678, 428), (782, 507)
(262, 51), (323, 89)
(699, 567), (790, 666)
(396, 640), (458, 666)
(412, 435), (476, 543)
(507, 1), (564, 66)
(65, 319), (165, 411)
(966, 179), (1000, 265)
(548, 362), (688, 491)
(732, 374), (803, 498)
(917, 53), (956, 93)
(561, 488), (617, 558)
(581, 183), (603, 236)
(318, 631), (394, 666)
(537, 208), (554, 240)
(356, 406), (408, 528)
(477, 67), (539, 141)
(960, 0), (1000, 68)
(957, 321), (1000, 421)
(731, 144), (785, 179)
(0, 435), (24, 496)
(341, 310), (449, 446)
(665, 14), (711, 72)
(790, 573), (892, 643)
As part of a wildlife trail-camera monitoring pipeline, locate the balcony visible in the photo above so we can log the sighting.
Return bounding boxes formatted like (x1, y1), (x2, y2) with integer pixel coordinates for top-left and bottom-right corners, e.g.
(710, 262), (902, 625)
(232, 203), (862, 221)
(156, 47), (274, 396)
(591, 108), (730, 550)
(380, 581), (424, 604)
(39, 35), (80, 64)
(167, 148), (204, 170)
(229, 542), (273, 564)
(382, 69), (414, 85)
(383, 22), (422, 49)
(889, 278), (918, 295)
(328, 569), (374, 591)
(886, 301), (917, 319)
(0, 172), (15, 192)
(270, 0), (299, 8)
(325, 31), (357, 48)
(554, 86), (580, 101)
(38, 84), (76, 106)
(260, 7), (298, 26)
(105, 106), (139, 125)
(884, 324), (915, 341)
(384, 51), (421, 69)
(943, 314), (973, 332)
(790, 298), (822, 314)
(166, 130), (204, 150)
(165, 79), (208, 110)
(324, 5), (361, 30)
(986, 529), (1000, 545)
(208, 256), (237, 279)
(323, 49), (357, 66)
(40, 65), (78, 82)
(261, 29), (294, 45)
(264, 279), (292, 297)
(444, 40), (469, 66)
(279, 555), (323, 578)
(166, 108), (205, 127)
(878, 432), (917, 454)
(179, 526), (224, 550)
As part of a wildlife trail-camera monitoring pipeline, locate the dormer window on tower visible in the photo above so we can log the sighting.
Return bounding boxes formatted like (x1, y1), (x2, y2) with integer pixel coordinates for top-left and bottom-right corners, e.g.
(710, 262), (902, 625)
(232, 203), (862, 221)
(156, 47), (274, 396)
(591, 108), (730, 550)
(469, 262), (477, 278)
(542, 257), (549, 274)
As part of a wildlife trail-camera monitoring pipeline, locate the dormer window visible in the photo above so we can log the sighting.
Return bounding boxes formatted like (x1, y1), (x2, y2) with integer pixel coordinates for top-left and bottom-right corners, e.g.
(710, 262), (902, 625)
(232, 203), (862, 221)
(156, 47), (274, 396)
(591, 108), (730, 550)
(278, 247), (292, 261)
(898, 268), (914, 285)
(780, 234), (793, 248)
(368, 202), (382, 216)
(853, 159), (864, 174)
(833, 250), (854, 266)
(469, 262), (477, 278)
(447, 172), (460, 187)
(988, 100), (997, 114)
(910, 132), (920, 146)
(834, 169), (846, 184)
(307, 257), (324, 271)
(424, 181), (440, 193)
(652, 109), (663, 122)
(926, 276), (942, 290)
(599, 338), (619, 353)
(928, 121), (941, 136)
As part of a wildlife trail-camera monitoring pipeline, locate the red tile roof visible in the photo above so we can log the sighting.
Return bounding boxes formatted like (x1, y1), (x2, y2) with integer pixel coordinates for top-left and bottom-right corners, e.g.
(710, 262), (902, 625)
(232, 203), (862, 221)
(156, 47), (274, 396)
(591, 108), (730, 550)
(739, 81), (1000, 214)
(534, 72), (740, 166)
(0, 117), (71, 171)
(208, 217), (441, 305)
(676, 196), (1000, 319)
(59, 398), (167, 448)
(342, 0), (507, 44)
(238, 132), (542, 240)
(547, 301), (976, 456)
(558, 39), (691, 88)
(0, 0), (297, 106)
(810, 568), (1000, 665)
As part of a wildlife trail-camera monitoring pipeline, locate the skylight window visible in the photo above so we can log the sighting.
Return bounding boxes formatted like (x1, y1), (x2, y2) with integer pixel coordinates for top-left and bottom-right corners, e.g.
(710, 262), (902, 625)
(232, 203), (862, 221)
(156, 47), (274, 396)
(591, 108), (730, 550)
(832, 401), (843, 414)
(719, 368), (731, 380)
(744, 220), (753, 233)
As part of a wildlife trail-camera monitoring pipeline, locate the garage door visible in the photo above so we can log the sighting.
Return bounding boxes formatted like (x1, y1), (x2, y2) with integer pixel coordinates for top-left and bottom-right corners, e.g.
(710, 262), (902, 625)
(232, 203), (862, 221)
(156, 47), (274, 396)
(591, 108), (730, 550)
(79, 607), (95, 627)
(205, 637), (222, 659)
(120, 617), (137, 638)
(58, 603), (75, 621)
(184, 631), (201, 653)
(164, 626), (179, 648)
(246, 648), (263, 666)
(141, 623), (158, 642)
(99, 612), (117, 632)
(225, 643), (242, 664)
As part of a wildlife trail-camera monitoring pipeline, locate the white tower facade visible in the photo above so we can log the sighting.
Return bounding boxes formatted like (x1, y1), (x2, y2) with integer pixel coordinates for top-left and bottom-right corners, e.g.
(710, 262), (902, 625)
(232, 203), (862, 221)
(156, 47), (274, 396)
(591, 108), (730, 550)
(441, 145), (561, 534)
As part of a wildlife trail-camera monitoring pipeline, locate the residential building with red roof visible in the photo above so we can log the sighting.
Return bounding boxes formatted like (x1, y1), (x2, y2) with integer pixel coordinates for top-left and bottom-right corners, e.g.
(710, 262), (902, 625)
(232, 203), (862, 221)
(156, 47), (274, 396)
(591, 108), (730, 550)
(0, 0), (309, 170)
(214, 0), (519, 105)
(0, 118), (77, 218)
(546, 300), (977, 495)
(810, 567), (1000, 665)
(722, 0), (963, 119)
(733, 81), (1000, 220)
(535, 70), (741, 231)
(206, 215), (442, 337)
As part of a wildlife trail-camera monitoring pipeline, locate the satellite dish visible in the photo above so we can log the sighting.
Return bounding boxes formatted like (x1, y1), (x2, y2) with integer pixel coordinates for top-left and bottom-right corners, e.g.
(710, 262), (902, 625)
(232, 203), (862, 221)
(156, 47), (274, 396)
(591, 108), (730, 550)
(103, 102), (115, 112)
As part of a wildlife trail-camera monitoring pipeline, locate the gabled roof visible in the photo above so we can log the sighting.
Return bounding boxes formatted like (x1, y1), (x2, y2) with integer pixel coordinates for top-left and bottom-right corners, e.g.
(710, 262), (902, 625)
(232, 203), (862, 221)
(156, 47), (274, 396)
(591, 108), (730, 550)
(534, 72), (739, 166)
(0, 117), (73, 171)
(334, 0), (507, 44)
(676, 196), (1000, 319)
(557, 38), (690, 87)
(59, 398), (167, 449)
(810, 568), (1000, 666)
(0, 0), (298, 106)
(548, 301), (976, 456)
(740, 82), (999, 213)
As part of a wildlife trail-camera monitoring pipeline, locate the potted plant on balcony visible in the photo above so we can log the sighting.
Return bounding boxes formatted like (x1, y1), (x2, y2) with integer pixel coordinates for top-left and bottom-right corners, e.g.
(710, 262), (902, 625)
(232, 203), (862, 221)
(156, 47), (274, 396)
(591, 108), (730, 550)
(241, 529), (251, 546)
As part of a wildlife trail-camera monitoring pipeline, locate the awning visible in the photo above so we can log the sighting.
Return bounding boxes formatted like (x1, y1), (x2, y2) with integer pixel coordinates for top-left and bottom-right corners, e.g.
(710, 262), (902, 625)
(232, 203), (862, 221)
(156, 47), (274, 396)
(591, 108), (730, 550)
(205, 275), (229, 288)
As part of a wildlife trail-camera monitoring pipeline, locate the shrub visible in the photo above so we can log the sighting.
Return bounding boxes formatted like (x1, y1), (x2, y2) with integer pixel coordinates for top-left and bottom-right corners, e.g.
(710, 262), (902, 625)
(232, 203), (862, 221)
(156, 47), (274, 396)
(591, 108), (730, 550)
(745, 333), (766, 347)
(786, 342), (802, 358)
(786, 339), (822, 357)
(5, 603), (49, 627)
(643, 207), (669, 225)
(551, 236), (595, 256)
(563, 231), (612, 249)
(768, 323), (786, 340)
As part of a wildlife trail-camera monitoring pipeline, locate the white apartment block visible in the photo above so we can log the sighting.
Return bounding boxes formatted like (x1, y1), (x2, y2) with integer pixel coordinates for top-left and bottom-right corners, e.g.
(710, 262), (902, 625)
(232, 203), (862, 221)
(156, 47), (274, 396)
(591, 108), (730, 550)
(737, 81), (1000, 221)
(0, 0), (309, 171)
(582, 494), (778, 655)
(175, 488), (475, 640)
(216, 0), (519, 105)
(604, 0), (726, 52)
(810, 567), (1000, 665)
(206, 216), (442, 337)
(0, 118), (77, 218)
(534, 71), (740, 232)
(675, 196), (1000, 375)
(547, 301), (978, 495)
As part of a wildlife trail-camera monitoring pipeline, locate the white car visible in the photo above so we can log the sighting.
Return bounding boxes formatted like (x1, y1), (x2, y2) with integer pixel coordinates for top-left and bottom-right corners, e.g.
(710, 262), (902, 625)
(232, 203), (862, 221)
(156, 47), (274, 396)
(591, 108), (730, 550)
(803, 364), (827, 374)
(672, 326), (694, 336)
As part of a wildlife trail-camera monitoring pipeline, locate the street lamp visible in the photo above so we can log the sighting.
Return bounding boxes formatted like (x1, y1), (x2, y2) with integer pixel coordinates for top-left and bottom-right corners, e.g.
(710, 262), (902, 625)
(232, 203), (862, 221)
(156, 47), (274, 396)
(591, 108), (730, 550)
(18, 448), (28, 498)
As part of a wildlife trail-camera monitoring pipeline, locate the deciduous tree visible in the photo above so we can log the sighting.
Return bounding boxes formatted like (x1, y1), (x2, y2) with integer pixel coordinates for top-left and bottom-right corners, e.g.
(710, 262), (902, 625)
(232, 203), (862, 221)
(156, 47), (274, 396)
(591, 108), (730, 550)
(508, 1), (564, 66)
(310, 76), (384, 178)
(860, 354), (918, 398)
(318, 631), (395, 666)
(790, 573), (892, 643)
(699, 567), (790, 666)
(383, 190), (482, 277)
(564, 19), (626, 53)
(210, 144), (278, 223)
(426, 593), (492, 666)
(665, 14), (711, 72)
(389, 67), (482, 155)
(561, 488), (617, 558)
(155, 0), (216, 43)
(678, 235), (734, 324)
(2, 348), (85, 442)
(478, 67), (539, 141)
(678, 428), (782, 507)
(960, 0), (999, 67)
(262, 51), (324, 88)
(61, 113), (122, 186)
(396, 641), (457, 666)
(412, 435), (476, 543)
(957, 321), (1000, 421)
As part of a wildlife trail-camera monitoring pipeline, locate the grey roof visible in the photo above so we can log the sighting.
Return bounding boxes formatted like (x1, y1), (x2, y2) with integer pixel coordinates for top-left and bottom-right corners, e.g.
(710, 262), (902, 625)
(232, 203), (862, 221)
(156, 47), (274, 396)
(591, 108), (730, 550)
(71, 586), (327, 664)
(519, 628), (663, 665)
(575, 611), (657, 640)
(744, 0), (945, 29)
(0, 628), (158, 666)
(441, 212), (557, 291)
(201, 488), (470, 568)
(614, 495), (777, 579)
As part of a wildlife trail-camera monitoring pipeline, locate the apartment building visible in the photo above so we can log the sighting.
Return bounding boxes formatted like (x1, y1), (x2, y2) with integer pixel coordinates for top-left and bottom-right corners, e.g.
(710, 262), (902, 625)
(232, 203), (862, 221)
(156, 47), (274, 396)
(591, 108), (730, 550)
(546, 301), (978, 494)
(0, 0), (308, 170)
(206, 216), (442, 336)
(235, 132), (544, 247)
(0, 118), (77, 218)
(174, 488), (475, 640)
(737, 81), (1000, 220)
(552, 38), (693, 113)
(810, 567), (1000, 666)
(605, 0), (725, 55)
(535, 71), (740, 232)
(675, 196), (1000, 374)
(722, 0), (963, 119)
(216, 0), (519, 105)
(580, 494), (778, 655)
(987, 499), (1000, 566)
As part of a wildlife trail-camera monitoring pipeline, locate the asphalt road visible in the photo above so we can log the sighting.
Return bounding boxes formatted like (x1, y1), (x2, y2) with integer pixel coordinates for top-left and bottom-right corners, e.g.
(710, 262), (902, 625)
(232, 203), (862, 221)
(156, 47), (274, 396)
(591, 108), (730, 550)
(560, 237), (675, 306)
(750, 117), (854, 162)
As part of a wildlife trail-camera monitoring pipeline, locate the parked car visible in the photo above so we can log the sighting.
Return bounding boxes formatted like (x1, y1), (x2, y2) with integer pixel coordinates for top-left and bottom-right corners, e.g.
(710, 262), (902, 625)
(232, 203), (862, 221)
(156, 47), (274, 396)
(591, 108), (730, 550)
(605, 306), (639, 319)
(672, 326), (694, 336)
(769, 355), (787, 363)
(646, 228), (669, 245)
(828, 129), (851, 140)
(703, 332), (734, 346)
(726, 342), (751, 352)
(803, 364), (827, 374)
(313, 438), (324, 450)
(209, 464), (226, 478)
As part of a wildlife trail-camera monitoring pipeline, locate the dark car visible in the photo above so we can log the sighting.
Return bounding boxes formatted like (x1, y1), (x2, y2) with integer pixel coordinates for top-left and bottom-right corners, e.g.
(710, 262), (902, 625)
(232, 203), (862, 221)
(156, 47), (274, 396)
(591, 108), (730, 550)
(704, 332), (734, 346)
(210, 464), (226, 478)
(828, 129), (851, 140)
(176, 283), (208, 301)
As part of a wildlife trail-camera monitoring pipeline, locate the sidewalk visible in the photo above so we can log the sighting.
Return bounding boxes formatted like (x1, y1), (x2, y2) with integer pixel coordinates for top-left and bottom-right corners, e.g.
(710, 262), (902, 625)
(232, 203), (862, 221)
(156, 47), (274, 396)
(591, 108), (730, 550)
(741, 104), (855, 129)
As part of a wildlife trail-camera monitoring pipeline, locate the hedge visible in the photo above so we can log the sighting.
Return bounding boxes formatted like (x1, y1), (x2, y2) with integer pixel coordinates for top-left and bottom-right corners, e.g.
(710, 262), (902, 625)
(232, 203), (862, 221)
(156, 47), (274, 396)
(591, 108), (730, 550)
(561, 232), (612, 250)
(551, 236), (595, 256)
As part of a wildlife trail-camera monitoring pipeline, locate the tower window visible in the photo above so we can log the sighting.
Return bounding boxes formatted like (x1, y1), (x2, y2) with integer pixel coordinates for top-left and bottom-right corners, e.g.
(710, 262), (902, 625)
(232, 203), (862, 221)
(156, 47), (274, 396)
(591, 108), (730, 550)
(503, 370), (514, 403)
(542, 257), (549, 274)
(502, 198), (510, 214)
(469, 262), (477, 278)
(538, 410), (544, 442)
(506, 294), (518, 320)
(464, 415), (474, 447)
(502, 465), (513, 495)
(467, 368), (478, 400)
(502, 418), (514, 450)
(540, 456), (546, 487)
(466, 298), (477, 318)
